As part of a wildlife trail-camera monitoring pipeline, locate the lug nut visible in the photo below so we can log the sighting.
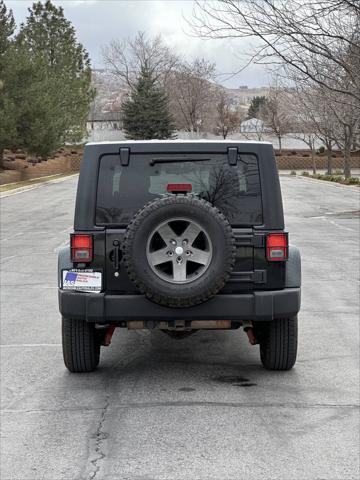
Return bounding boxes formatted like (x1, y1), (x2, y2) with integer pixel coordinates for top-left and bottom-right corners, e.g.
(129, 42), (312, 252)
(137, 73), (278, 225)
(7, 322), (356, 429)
(170, 239), (176, 246)
(168, 251), (173, 256)
(182, 239), (188, 246)
(186, 251), (191, 256)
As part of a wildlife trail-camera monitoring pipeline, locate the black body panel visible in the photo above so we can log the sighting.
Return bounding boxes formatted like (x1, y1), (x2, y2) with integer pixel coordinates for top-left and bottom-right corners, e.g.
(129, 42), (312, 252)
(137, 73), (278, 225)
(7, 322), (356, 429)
(59, 287), (301, 323)
(74, 142), (284, 231)
(70, 141), (288, 300)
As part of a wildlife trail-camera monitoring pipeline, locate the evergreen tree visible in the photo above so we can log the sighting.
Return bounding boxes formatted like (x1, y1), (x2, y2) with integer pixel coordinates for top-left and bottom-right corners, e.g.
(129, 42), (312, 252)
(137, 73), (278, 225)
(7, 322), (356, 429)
(0, 1), (16, 167)
(247, 95), (266, 119)
(122, 67), (175, 140)
(15, 0), (94, 156)
(0, 0), (14, 56)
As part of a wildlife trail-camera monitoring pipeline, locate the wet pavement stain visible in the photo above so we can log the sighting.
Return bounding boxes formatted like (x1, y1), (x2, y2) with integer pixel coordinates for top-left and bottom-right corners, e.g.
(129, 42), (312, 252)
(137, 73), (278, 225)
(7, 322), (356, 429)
(213, 376), (257, 387)
(233, 382), (257, 387)
(178, 387), (196, 392)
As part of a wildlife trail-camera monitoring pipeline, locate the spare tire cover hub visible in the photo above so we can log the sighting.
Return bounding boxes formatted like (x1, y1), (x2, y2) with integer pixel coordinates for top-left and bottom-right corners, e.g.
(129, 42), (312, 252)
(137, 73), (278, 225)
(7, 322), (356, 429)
(146, 217), (213, 284)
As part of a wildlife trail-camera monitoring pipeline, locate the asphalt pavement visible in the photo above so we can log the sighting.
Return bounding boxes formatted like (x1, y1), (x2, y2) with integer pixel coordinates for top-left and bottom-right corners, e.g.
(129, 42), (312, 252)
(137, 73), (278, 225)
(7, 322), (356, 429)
(1, 175), (359, 480)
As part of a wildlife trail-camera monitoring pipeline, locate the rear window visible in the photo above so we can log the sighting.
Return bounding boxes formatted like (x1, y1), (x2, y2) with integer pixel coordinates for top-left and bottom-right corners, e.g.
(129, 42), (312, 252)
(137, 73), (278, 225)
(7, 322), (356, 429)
(96, 154), (263, 226)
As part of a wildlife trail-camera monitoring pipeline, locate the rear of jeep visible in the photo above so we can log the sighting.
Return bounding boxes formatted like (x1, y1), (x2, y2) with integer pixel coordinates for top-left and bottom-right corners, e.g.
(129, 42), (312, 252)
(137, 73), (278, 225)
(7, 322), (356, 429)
(58, 141), (301, 373)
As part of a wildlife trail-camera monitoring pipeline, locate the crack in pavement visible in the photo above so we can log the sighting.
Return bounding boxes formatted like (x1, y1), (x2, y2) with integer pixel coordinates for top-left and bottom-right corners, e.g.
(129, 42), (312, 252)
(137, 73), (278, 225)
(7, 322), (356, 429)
(83, 338), (151, 480)
(87, 389), (111, 480)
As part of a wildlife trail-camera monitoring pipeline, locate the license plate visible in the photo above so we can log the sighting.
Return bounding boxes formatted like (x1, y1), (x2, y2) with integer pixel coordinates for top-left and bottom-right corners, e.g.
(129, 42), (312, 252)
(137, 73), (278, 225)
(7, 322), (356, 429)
(62, 269), (102, 293)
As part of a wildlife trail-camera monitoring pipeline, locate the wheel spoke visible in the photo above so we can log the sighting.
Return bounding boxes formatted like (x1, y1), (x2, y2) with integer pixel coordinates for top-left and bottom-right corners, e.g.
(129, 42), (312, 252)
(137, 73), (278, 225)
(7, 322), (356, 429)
(156, 223), (176, 244)
(191, 248), (211, 265)
(148, 247), (169, 266)
(147, 218), (212, 284)
(172, 260), (187, 282)
(182, 222), (202, 245)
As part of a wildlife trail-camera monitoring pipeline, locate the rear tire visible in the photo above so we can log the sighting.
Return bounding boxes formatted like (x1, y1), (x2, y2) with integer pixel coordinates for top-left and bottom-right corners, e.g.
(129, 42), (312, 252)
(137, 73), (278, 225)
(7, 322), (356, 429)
(259, 316), (298, 371)
(62, 317), (100, 373)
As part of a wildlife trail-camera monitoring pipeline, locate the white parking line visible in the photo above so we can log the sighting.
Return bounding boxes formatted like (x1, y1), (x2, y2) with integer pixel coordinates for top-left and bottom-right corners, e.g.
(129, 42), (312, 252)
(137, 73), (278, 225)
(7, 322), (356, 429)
(0, 344), (62, 348)
(0, 232), (24, 243)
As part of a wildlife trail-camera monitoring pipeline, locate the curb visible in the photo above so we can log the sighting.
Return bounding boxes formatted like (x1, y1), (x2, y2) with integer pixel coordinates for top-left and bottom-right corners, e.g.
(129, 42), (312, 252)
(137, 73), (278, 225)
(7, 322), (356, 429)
(0, 173), (78, 198)
(286, 175), (360, 192)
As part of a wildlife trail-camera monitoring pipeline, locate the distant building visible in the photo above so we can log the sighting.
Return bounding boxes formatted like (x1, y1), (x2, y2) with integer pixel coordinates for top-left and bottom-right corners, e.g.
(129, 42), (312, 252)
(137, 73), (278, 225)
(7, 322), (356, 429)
(225, 86), (270, 109)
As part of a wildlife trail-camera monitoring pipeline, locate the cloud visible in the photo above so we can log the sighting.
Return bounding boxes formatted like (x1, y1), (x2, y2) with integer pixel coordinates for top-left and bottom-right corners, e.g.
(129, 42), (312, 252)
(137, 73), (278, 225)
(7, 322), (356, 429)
(7, 0), (269, 87)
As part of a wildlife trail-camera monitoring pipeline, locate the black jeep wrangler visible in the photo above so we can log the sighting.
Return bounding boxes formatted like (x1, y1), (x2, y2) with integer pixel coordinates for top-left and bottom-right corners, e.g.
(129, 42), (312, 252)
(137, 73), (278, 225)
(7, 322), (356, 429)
(58, 141), (301, 373)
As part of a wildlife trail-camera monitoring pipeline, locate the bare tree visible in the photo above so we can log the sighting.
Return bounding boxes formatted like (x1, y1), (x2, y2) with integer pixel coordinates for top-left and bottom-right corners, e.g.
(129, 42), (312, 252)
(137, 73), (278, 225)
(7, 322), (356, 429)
(241, 118), (265, 142)
(258, 86), (291, 152)
(213, 88), (243, 138)
(191, 1), (360, 105)
(168, 58), (216, 133)
(329, 95), (359, 178)
(102, 31), (179, 90)
(288, 84), (337, 174)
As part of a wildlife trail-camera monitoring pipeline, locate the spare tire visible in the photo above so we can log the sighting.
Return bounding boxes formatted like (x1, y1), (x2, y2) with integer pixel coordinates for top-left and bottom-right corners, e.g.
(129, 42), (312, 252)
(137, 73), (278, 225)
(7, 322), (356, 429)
(123, 195), (235, 308)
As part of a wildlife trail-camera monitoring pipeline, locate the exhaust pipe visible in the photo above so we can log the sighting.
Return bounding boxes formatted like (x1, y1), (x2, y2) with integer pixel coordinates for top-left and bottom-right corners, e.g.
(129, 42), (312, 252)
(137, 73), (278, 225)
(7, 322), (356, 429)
(243, 320), (258, 345)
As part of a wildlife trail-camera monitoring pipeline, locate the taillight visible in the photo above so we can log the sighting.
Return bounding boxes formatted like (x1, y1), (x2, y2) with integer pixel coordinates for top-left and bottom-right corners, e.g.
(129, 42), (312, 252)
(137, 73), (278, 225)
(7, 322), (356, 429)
(71, 234), (93, 262)
(167, 183), (192, 193)
(266, 233), (288, 261)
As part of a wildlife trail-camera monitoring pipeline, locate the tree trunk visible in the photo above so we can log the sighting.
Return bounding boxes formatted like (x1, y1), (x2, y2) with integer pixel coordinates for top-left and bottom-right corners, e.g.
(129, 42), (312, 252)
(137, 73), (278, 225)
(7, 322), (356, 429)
(278, 135), (282, 153)
(343, 143), (351, 179)
(311, 149), (316, 174)
(326, 150), (332, 175)
(325, 141), (333, 175)
(343, 126), (352, 179)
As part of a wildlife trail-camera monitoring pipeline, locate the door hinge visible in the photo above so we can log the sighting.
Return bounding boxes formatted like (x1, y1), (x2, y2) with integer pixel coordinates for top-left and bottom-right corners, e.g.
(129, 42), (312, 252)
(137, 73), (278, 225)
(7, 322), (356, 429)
(234, 234), (265, 247)
(227, 147), (238, 166)
(120, 147), (130, 166)
(229, 270), (266, 284)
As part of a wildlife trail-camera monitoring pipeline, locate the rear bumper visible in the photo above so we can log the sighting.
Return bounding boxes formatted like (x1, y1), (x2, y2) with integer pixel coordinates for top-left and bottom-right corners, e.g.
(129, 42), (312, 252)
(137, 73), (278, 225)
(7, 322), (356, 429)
(58, 288), (301, 323)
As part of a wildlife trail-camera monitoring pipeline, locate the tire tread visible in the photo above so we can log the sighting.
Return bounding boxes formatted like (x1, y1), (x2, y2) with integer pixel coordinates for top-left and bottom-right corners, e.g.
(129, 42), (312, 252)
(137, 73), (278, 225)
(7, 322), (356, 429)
(62, 317), (100, 373)
(260, 316), (298, 370)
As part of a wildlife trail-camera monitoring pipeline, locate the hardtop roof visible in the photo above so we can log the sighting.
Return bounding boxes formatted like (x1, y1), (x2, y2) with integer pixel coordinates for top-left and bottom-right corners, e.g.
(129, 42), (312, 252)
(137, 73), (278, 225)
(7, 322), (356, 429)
(86, 139), (272, 146)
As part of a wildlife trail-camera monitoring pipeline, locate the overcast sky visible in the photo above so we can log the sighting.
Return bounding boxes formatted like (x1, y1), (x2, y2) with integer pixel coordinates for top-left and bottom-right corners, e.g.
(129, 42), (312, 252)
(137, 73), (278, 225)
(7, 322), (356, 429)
(7, 0), (270, 88)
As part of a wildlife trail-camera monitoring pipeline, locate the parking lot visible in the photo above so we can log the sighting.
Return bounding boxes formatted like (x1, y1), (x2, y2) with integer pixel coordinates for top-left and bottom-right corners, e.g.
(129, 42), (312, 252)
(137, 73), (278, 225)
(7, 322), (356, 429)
(1, 175), (359, 480)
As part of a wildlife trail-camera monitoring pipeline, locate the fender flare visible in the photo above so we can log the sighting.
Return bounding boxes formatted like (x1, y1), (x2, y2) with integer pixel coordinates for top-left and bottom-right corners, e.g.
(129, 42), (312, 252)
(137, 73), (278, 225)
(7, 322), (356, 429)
(58, 245), (72, 287)
(285, 245), (301, 288)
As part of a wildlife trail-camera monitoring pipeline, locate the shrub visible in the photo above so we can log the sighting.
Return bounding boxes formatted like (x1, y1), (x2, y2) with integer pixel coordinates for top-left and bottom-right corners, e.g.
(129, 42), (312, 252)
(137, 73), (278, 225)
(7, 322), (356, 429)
(318, 146), (325, 154)
(345, 177), (360, 185)
(332, 175), (343, 182)
(300, 172), (358, 185)
(290, 170), (297, 175)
